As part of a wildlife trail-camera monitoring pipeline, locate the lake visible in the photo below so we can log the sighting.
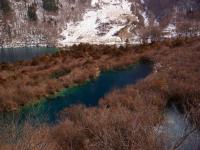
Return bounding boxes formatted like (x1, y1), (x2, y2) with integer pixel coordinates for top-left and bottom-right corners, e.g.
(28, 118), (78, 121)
(0, 47), (57, 63)
(0, 61), (199, 149)
(18, 63), (152, 124)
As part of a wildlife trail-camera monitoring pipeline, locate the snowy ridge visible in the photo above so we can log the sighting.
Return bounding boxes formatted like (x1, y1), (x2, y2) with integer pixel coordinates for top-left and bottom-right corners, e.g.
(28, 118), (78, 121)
(58, 0), (140, 46)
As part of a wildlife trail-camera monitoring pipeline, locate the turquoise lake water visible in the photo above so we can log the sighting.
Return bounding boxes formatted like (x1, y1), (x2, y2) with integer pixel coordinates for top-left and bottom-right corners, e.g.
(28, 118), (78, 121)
(17, 63), (152, 124)
(0, 61), (199, 149)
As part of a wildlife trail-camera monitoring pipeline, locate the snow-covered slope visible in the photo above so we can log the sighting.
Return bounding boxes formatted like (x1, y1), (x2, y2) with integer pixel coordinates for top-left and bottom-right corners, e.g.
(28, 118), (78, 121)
(1, 0), (199, 48)
(0, 0), (92, 48)
(163, 24), (177, 38)
(58, 0), (146, 46)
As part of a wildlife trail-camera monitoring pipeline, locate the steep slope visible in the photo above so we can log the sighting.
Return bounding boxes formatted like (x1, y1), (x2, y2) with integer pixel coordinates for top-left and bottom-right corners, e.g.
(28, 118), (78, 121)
(58, 0), (146, 46)
(144, 0), (200, 30)
(142, 0), (200, 39)
(0, 0), (199, 48)
(0, 0), (148, 47)
(0, 0), (92, 48)
(144, 0), (200, 20)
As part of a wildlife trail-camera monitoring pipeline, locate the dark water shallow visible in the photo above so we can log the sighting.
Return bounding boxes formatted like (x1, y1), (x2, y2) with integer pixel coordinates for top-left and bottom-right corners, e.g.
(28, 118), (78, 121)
(0, 47), (57, 63)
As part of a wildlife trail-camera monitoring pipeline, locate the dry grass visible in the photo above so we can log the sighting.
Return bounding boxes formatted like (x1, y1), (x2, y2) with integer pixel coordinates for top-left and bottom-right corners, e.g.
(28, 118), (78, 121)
(0, 42), (155, 112)
(0, 105), (164, 150)
(0, 123), (58, 150)
(51, 105), (163, 150)
(0, 38), (200, 150)
(0, 38), (195, 112)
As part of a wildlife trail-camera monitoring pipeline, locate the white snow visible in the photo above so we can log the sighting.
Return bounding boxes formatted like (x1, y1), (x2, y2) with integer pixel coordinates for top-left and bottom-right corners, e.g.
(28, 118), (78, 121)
(140, 0), (144, 4)
(141, 11), (149, 27)
(58, 0), (137, 46)
(91, 0), (99, 7)
(154, 19), (160, 27)
(163, 24), (177, 38)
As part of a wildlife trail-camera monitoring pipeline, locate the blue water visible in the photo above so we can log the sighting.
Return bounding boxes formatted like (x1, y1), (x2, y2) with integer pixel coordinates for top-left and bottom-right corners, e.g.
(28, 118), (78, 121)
(0, 47), (57, 63)
(18, 63), (152, 124)
(0, 62), (199, 150)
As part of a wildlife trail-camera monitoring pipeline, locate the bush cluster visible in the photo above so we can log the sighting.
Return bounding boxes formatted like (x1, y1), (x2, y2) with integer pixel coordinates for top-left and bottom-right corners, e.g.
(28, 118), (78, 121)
(0, 0), (11, 14)
(42, 0), (58, 12)
(27, 4), (37, 21)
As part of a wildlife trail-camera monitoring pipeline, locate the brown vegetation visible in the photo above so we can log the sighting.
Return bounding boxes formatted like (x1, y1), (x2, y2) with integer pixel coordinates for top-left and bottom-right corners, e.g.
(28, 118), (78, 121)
(52, 37), (200, 149)
(0, 38), (200, 150)
(0, 38), (200, 114)
(0, 43), (152, 112)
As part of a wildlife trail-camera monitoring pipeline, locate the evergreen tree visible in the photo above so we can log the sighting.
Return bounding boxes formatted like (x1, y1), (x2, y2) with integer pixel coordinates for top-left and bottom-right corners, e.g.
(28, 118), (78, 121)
(0, 0), (11, 14)
(42, 0), (58, 12)
(28, 4), (37, 21)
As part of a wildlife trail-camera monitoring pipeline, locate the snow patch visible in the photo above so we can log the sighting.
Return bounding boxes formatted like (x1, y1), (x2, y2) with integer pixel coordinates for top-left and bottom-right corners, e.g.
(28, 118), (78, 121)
(58, 0), (137, 46)
(141, 11), (149, 27)
(91, 0), (99, 7)
(163, 24), (177, 38)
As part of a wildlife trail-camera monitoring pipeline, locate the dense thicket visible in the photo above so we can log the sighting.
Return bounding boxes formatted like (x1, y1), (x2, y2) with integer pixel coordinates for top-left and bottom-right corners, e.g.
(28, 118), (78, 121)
(42, 0), (58, 12)
(1, 38), (200, 150)
(27, 4), (37, 21)
(0, 0), (11, 14)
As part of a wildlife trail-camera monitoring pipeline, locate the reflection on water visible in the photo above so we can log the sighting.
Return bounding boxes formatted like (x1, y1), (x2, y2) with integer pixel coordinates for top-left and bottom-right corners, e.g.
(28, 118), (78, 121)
(0, 47), (57, 63)
(160, 104), (200, 150)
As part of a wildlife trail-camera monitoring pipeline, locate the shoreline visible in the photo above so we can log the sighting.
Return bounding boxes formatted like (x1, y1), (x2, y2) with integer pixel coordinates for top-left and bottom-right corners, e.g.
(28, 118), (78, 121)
(17, 62), (152, 115)
(0, 43), (150, 112)
(0, 38), (199, 113)
(0, 38), (200, 149)
(1, 59), (146, 113)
